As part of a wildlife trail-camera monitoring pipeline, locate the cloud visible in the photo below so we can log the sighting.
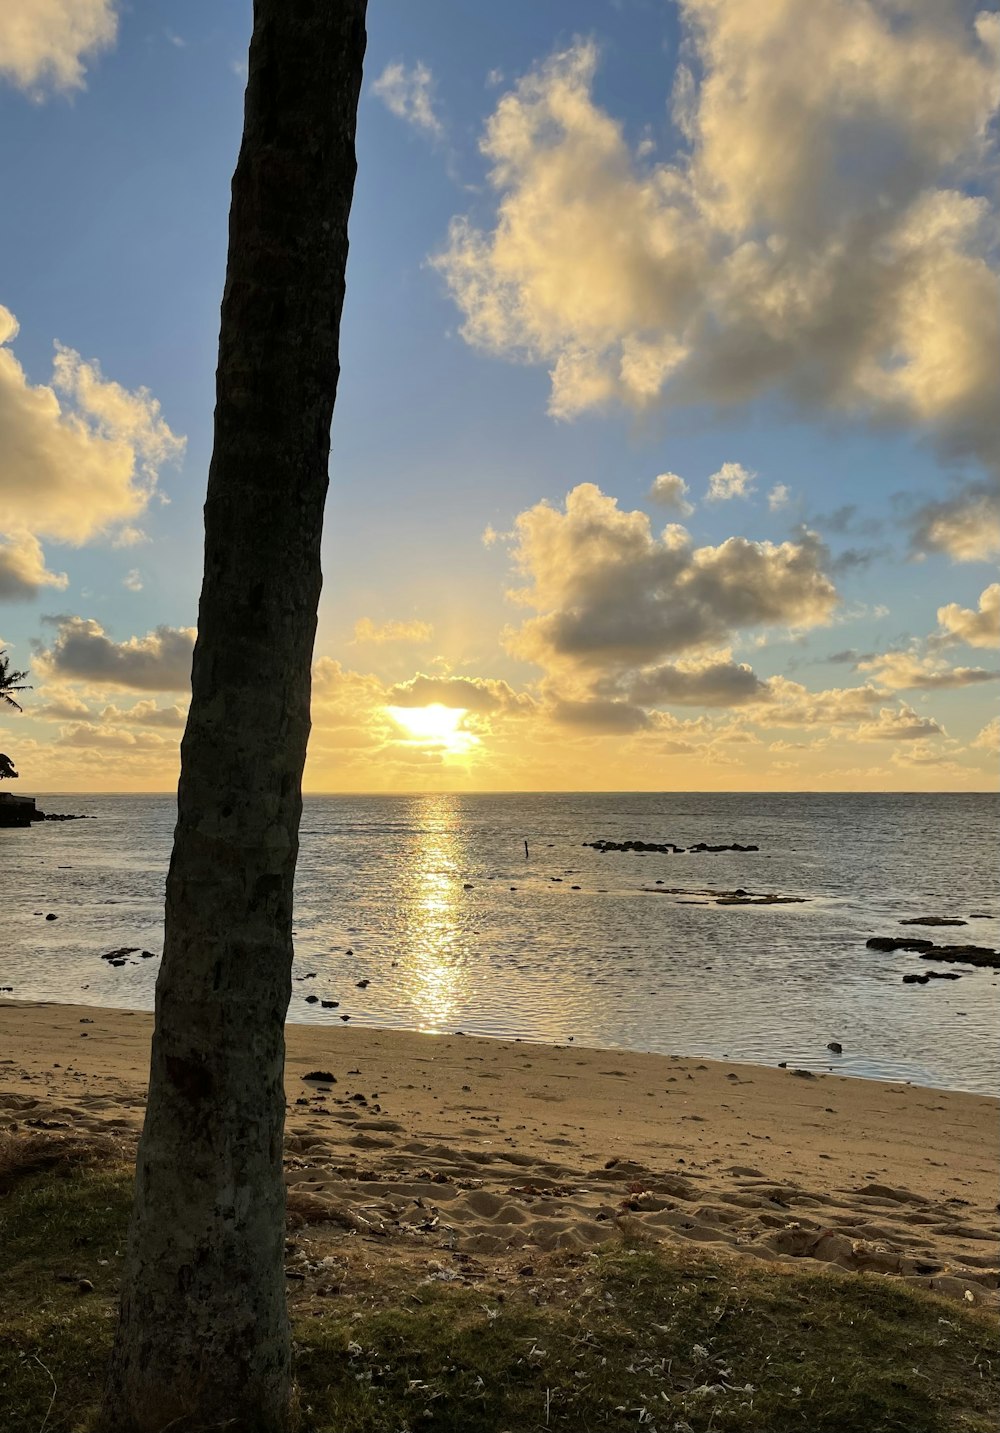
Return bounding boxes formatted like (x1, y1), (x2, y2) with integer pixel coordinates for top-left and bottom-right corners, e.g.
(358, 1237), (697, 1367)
(857, 705), (945, 742)
(936, 584), (1000, 650)
(813, 505), (884, 538)
(372, 61), (443, 138)
(548, 698), (650, 733)
(829, 545), (888, 575)
(910, 482), (1000, 561)
(858, 648), (1000, 691)
(98, 700), (187, 728)
(757, 676), (888, 728)
(0, 305), (184, 548)
(888, 738), (962, 769)
(122, 568), (143, 592)
(503, 483), (837, 676)
(55, 722), (174, 752)
(0, 0), (117, 95)
(972, 715), (1000, 752)
(31, 688), (91, 720)
(0, 530), (67, 599)
(385, 673), (534, 715)
(647, 472), (693, 515)
(619, 655), (767, 708)
(311, 658), (389, 729)
(768, 484), (790, 512)
(435, 12), (1000, 471)
(33, 691), (186, 729)
(706, 461), (755, 502)
(35, 616), (195, 691)
(352, 616), (434, 645)
(769, 739), (812, 753)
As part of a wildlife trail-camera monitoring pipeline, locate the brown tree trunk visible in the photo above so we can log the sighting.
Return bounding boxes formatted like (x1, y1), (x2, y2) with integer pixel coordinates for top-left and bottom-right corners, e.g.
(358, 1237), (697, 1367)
(101, 5), (366, 1430)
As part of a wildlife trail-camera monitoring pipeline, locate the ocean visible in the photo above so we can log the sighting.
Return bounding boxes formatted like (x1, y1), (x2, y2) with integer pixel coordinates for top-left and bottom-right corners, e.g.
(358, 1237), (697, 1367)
(2, 792), (997, 1094)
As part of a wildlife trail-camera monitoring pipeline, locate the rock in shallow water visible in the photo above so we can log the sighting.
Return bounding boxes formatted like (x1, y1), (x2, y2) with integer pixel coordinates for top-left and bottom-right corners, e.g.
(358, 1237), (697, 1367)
(868, 935), (997, 968)
(918, 945), (999, 969)
(900, 916), (967, 927)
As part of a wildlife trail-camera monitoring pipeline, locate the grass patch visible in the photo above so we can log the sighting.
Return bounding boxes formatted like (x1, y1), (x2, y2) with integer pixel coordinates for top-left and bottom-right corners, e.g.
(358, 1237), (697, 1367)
(1, 1136), (996, 1433)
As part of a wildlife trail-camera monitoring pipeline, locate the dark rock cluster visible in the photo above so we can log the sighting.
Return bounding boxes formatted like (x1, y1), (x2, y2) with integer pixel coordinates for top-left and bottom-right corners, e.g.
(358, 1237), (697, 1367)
(642, 886), (806, 905)
(866, 935), (998, 971)
(916, 945), (998, 969)
(899, 915), (967, 927)
(101, 947), (157, 968)
(584, 839), (758, 854)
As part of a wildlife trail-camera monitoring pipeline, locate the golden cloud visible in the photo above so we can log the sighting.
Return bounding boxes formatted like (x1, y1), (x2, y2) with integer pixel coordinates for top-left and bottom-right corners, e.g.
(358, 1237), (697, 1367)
(503, 483), (837, 676)
(0, 0), (117, 95)
(435, 9), (999, 472)
(937, 584), (1000, 650)
(0, 306), (184, 557)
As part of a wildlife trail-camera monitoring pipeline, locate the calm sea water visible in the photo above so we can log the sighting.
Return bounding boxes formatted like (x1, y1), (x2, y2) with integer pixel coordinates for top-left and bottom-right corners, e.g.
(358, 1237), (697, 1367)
(2, 792), (997, 1094)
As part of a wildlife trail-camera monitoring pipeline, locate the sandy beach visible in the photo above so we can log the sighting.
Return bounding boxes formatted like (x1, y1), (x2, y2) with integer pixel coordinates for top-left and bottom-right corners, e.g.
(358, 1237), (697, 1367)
(2, 1000), (997, 1306)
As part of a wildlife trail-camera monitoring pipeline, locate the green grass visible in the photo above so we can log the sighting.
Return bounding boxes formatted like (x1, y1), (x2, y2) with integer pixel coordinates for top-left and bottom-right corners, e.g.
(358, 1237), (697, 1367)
(1, 1134), (997, 1433)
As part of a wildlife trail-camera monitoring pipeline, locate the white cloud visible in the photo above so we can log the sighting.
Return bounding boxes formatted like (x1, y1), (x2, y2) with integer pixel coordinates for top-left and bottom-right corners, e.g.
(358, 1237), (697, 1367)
(35, 616), (195, 691)
(122, 568), (143, 592)
(768, 484), (790, 512)
(435, 11), (1000, 472)
(648, 471), (694, 515)
(888, 739), (963, 770)
(857, 705), (945, 742)
(503, 483), (838, 678)
(972, 715), (1000, 752)
(31, 687), (91, 720)
(385, 673), (534, 715)
(0, 305), (184, 549)
(937, 584), (1000, 650)
(756, 676), (888, 728)
(707, 461), (755, 502)
(372, 60), (443, 139)
(352, 617), (433, 645)
(858, 648), (999, 691)
(0, 530), (67, 599)
(0, 0), (117, 95)
(911, 483), (1000, 562)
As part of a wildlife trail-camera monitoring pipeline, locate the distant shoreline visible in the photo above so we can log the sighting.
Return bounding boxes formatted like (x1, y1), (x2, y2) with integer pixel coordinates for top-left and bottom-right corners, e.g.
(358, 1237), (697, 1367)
(17, 788), (1000, 799)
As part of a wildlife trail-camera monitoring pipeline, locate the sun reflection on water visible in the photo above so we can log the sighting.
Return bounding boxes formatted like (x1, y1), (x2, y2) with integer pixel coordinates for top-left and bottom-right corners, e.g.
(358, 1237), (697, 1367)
(398, 796), (471, 1033)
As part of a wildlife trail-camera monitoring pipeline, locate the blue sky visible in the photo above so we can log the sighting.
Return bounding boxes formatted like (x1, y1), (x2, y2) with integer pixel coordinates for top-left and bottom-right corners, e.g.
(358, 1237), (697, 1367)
(1, 0), (997, 791)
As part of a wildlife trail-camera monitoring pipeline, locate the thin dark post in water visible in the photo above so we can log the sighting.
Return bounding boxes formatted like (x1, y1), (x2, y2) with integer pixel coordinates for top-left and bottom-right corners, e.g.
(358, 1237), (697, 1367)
(525, 839), (529, 860)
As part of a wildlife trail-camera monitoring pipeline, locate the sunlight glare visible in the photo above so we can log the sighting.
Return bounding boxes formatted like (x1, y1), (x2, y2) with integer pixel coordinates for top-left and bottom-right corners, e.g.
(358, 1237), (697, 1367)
(386, 704), (479, 754)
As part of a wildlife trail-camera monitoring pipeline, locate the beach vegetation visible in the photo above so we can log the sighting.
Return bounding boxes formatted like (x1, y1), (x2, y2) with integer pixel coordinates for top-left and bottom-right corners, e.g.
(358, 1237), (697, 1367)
(2, 1136), (996, 1433)
(0, 650), (30, 712)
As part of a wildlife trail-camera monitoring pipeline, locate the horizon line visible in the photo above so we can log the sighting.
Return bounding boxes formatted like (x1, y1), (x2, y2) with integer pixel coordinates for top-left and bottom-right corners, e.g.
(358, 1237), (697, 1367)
(23, 788), (1000, 798)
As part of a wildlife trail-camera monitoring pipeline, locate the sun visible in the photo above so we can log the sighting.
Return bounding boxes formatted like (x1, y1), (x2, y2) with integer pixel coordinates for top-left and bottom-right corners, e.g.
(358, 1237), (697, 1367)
(386, 704), (479, 754)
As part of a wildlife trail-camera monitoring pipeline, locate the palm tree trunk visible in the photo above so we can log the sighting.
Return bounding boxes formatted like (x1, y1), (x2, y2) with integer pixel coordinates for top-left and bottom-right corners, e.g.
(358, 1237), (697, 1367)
(102, 4), (366, 1429)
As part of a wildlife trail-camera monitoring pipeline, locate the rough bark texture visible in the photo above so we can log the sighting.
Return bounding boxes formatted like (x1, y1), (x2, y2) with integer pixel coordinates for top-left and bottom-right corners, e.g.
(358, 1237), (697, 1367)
(102, 5), (366, 1430)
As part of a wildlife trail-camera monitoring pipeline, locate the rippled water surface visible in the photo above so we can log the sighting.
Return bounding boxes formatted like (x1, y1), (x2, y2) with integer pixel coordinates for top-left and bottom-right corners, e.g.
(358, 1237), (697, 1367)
(2, 792), (997, 1093)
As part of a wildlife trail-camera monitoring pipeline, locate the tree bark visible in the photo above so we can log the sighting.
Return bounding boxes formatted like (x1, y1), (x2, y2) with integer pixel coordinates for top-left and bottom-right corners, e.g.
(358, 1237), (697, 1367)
(102, 5), (366, 1430)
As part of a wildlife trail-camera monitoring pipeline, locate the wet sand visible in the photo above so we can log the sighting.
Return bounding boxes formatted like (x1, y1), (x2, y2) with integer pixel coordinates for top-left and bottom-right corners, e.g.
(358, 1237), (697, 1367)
(2, 1000), (997, 1305)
